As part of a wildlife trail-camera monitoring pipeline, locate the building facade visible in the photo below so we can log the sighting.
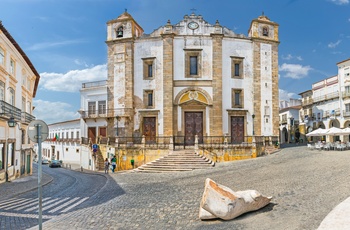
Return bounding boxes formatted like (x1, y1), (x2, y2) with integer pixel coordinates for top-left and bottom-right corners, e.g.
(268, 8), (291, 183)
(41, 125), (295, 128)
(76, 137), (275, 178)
(105, 11), (280, 144)
(300, 58), (350, 142)
(0, 22), (39, 183)
(279, 99), (301, 144)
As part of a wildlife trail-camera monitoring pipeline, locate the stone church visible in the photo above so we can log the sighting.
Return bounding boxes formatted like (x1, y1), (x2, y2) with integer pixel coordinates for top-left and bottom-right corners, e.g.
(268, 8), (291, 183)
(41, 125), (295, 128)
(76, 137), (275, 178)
(106, 11), (279, 144)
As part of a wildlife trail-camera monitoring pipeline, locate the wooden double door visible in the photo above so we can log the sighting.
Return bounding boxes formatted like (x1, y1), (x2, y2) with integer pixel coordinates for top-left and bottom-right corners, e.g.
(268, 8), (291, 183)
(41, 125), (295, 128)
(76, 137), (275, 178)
(185, 112), (203, 145)
(143, 117), (157, 143)
(231, 116), (244, 144)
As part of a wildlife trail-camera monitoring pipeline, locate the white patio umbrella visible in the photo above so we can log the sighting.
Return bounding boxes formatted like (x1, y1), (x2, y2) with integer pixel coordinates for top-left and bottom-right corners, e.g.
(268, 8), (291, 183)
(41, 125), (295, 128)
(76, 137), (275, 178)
(306, 128), (328, 137)
(341, 127), (350, 134)
(325, 127), (344, 136)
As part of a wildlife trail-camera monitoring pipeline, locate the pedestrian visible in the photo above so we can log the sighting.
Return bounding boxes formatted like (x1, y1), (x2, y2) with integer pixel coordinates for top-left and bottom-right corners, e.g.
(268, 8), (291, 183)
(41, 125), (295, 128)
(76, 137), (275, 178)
(111, 155), (117, 173)
(104, 158), (109, 174)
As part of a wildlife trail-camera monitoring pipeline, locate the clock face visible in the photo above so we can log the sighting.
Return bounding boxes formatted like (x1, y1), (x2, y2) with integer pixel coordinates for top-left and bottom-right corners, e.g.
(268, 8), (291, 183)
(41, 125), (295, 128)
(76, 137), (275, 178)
(188, 22), (199, 30)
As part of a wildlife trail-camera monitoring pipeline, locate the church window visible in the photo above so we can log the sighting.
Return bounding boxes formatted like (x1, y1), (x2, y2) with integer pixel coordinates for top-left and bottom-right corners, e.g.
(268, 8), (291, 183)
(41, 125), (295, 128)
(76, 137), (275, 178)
(184, 49), (202, 78)
(117, 26), (123, 38)
(263, 26), (269, 36)
(234, 63), (239, 76)
(232, 89), (244, 108)
(144, 90), (155, 108)
(142, 57), (155, 79)
(190, 56), (198, 75)
(231, 56), (244, 79)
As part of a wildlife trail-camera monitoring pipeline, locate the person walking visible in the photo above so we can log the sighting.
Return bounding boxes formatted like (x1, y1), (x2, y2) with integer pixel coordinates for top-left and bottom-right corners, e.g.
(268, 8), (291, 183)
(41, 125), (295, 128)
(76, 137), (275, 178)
(104, 158), (110, 174)
(111, 155), (117, 173)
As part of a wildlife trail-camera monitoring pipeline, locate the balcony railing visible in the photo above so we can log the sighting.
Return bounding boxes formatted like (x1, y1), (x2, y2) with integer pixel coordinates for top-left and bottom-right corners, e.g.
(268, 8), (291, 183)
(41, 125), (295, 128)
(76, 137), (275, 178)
(82, 80), (107, 89)
(81, 108), (134, 119)
(21, 111), (35, 124)
(302, 99), (313, 106)
(342, 91), (350, 99)
(313, 92), (339, 103)
(0, 100), (21, 121)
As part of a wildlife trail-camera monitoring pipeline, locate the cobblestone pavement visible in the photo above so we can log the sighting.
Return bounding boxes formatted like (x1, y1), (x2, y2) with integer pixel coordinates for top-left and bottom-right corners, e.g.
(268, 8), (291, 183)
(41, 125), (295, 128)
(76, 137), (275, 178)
(23, 146), (350, 229)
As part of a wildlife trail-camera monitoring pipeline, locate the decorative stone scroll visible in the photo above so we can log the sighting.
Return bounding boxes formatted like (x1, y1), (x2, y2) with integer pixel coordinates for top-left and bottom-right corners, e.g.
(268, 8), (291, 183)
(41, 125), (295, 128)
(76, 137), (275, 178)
(199, 178), (272, 220)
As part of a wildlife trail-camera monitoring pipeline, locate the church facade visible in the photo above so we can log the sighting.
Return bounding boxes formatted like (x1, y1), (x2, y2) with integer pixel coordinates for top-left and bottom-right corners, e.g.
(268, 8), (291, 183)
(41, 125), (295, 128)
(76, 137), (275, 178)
(106, 11), (280, 144)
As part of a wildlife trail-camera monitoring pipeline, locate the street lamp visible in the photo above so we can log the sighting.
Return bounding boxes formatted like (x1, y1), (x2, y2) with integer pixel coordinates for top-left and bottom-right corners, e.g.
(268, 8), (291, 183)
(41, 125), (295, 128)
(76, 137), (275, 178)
(6, 116), (21, 182)
(252, 114), (255, 136)
(116, 116), (120, 137)
(7, 115), (16, 127)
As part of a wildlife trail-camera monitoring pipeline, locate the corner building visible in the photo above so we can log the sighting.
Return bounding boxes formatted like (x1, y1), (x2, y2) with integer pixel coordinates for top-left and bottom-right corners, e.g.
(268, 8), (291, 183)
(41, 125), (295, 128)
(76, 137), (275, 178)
(106, 12), (280, 144)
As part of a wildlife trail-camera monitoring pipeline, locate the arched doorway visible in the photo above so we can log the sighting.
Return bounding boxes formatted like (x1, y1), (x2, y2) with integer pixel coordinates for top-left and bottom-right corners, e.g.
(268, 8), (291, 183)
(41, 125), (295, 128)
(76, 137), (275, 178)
(282, 127), (288, 144)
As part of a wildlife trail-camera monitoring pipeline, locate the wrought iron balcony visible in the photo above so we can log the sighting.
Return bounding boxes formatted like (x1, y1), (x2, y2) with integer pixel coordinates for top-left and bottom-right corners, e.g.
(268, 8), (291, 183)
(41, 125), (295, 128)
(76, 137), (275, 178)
(21, 111), (35, 124)
(0, 100), (21, 121)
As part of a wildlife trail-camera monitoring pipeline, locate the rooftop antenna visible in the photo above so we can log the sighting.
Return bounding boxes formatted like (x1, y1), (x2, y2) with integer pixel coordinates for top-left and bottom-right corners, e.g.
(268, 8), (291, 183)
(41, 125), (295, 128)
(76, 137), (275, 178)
(262, 11), (264, 16)
(125, 8), (127, 13)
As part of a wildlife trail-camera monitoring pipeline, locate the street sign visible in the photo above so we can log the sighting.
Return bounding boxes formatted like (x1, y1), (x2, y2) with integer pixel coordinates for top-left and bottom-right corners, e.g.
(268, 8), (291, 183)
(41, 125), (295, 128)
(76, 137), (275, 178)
(92, 144), (98, 149)
(28, 120), (49, 143)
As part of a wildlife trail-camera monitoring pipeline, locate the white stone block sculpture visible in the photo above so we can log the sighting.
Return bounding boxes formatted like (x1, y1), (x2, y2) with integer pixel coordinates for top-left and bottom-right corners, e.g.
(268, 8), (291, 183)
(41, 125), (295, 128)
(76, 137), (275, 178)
(199, 178), (272, 220)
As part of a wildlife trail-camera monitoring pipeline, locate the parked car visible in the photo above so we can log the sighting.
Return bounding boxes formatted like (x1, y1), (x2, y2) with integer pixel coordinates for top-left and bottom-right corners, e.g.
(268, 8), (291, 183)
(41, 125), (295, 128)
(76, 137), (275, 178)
(49, 160), (62, 168)
(42, 159), (49, 164)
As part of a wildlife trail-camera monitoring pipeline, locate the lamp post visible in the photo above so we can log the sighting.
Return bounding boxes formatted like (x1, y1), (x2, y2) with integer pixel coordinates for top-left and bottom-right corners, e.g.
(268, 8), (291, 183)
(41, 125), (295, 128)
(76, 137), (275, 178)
(252, 114), (255, 136)
(290, 117), (294, 143)
(115, 115), (120, 171)
(116, 116), (120, 137)
(6, 116), (20, 182)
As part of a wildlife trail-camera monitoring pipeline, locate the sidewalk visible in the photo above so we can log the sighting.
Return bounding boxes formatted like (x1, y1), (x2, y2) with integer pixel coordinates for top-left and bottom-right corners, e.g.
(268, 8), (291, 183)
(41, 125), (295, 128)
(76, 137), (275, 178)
(0, 166), (53, 200)
(318, 196), (350, 229)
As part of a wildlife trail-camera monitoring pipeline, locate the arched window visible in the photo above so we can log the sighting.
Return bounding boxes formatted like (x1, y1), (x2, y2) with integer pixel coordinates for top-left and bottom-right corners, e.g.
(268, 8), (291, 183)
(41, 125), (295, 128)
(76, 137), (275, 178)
(117, 26), (123, 38)
(262, 26), (269, 36)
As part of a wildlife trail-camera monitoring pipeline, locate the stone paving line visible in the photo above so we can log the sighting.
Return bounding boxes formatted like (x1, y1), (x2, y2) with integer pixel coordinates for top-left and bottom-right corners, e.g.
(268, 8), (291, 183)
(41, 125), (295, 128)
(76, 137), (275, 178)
(3, 146), (350, 230)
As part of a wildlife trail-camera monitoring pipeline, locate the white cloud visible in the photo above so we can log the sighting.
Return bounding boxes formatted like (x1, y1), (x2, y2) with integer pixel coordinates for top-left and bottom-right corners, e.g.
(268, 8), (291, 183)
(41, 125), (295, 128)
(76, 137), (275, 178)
(27, 39), (87, 51)
(282, 54), (303, 61)
(39, 64), (107, 92)
(329, 0), (349, 5)
(279, 63), (312, 79)
(33, 99), (80, 125)
(279, 89), (297, 101)
(328, 40), (342, 48)
(282, 54), (293, 60)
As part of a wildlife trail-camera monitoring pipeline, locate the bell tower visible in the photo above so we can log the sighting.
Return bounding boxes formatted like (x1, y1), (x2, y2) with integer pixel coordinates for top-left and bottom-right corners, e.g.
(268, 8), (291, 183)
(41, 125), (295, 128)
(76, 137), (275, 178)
(106, 11), (144, 137)
(249, 14), (280, 136)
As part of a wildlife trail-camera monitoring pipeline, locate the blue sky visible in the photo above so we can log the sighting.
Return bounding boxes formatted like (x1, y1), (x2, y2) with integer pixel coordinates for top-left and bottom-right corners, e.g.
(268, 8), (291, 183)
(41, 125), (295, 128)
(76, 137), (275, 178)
(2, 0), (350, 124)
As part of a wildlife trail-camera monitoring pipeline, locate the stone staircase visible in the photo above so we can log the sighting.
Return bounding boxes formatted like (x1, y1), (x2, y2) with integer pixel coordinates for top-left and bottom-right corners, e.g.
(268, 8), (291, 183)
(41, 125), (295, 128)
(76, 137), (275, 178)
(134, 150), (215, 173)
(265, 145), (280, 155)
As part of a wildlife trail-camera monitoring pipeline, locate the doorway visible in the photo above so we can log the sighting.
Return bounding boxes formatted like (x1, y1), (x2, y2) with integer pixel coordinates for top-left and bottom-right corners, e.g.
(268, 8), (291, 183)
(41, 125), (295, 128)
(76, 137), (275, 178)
(185, 112), (203, 145)
(231, 116), (244, 144)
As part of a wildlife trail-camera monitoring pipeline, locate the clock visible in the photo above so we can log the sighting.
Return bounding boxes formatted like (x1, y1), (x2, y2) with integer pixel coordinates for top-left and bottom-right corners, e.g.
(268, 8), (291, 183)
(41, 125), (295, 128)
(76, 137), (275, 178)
(188, 21), (199, 30)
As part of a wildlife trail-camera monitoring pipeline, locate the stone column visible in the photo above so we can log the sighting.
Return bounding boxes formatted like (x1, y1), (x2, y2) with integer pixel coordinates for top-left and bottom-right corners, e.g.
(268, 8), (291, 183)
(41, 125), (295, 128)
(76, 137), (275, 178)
(162, 33), (175, 136)
(210, 34), (224, 136)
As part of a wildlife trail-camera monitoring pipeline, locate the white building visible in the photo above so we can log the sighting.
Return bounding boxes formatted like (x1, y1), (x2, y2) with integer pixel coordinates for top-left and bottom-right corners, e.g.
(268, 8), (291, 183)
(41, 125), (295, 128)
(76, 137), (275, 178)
(105, 11), (280, 144)
(300, 58), (350, 142)
(0, 21), (40, 183)
(279, 99), (301, 144)
(41, 119), (95, 170)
